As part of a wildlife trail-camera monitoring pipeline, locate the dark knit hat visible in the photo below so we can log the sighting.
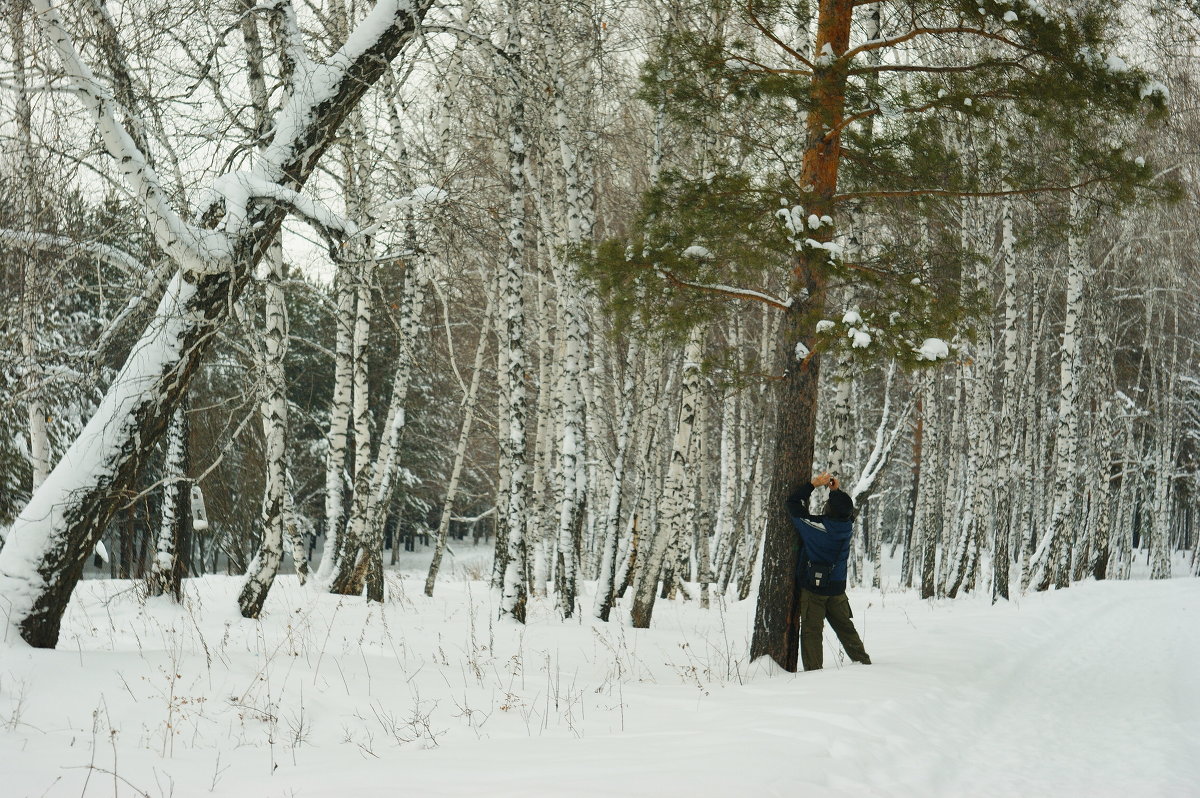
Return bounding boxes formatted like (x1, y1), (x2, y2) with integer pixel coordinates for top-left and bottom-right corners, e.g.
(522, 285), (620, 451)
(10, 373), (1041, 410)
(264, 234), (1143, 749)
(826, 489), (855, 521)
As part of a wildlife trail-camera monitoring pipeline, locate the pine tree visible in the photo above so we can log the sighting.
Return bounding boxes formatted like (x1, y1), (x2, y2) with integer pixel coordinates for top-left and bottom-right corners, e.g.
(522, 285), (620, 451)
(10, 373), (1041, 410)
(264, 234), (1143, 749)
(587, 0), (1173, 670)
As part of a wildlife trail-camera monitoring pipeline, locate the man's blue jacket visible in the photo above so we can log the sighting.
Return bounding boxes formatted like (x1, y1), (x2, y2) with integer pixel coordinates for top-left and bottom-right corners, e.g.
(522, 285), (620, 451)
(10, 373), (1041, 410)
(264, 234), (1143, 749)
(786, 483), (853, 596)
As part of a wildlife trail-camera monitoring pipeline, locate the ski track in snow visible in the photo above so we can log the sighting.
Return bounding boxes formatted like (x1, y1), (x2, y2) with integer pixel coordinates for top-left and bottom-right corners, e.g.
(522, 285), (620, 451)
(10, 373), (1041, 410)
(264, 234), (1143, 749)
(0, 554), (1197, 798)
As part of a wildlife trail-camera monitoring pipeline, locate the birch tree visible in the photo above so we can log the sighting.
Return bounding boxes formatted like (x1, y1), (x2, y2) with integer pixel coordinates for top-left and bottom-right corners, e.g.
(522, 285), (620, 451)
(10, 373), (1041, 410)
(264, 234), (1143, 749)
(0, 0), (433, 647)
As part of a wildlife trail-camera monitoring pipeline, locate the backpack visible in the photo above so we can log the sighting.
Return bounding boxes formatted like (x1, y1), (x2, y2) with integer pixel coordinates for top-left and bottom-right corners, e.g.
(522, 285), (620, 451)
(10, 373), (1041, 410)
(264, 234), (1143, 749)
(804, 558), (835, 590)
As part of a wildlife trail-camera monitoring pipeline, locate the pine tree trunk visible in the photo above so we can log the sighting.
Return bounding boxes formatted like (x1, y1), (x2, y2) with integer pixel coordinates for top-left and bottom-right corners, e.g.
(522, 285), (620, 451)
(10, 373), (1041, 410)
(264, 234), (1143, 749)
(749, 306), (821, 669)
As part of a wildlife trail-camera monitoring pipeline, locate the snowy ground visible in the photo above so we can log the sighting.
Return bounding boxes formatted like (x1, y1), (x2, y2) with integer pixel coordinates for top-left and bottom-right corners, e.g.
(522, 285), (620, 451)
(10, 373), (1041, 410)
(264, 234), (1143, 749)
(2, 548), (1198, 797)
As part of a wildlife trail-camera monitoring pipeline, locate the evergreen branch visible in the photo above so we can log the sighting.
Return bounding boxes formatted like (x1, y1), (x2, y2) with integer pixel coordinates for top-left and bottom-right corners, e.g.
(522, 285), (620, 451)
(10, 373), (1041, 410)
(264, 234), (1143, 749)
(825, 101), (936, 139)
(849, 59), (1032, 76)
(829, 88), (1019, 139)
(654, 266), (792, 310)
(842, 26), (1031, 62)
(835, 175), (1112, 202)
(724, 53), (811, 77)
(744, 2), (815, 70)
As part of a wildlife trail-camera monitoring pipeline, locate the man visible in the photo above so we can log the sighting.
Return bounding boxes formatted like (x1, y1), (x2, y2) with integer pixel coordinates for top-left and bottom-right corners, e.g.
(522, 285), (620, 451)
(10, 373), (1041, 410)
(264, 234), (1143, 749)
(786, 472), (872, 671)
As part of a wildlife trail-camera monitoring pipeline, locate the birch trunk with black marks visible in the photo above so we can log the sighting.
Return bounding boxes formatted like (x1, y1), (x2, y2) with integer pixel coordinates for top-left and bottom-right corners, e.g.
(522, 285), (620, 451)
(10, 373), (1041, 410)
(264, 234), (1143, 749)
(631, 328), (703, 628)
(149, 406), (189, 599)
(992, 195), (1018, 600)
(240, 243), (290, 618)
(1027, 193), (1086, 592)
(592, 339), (638, 620)
(499, 1), (530, 623)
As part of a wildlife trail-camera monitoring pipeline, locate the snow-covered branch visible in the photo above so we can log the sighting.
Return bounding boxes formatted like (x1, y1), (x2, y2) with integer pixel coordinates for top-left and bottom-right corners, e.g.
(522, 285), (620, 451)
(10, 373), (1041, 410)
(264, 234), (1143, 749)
(0, 229), (145, 276)
(31, 0), (227, 275)
(654, 266), (793, 310)
(260, 0), (431, 185)
(208, 170), (357, 241)
(850, 361), (915, 502)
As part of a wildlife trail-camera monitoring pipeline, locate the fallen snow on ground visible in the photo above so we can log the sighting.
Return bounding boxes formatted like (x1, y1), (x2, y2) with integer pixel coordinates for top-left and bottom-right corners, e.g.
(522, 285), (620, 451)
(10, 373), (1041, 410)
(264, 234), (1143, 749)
(2, 551), (1198, 797)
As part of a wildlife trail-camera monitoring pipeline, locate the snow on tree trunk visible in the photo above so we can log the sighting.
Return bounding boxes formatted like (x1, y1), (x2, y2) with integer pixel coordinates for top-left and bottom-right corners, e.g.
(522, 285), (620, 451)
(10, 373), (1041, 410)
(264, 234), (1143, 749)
(631, 327), (703, 629)
(0, 0), (432, 648)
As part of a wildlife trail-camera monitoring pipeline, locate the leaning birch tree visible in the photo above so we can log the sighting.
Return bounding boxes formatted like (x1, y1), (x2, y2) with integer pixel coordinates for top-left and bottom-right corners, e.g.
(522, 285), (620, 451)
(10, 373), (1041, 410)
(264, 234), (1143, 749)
(0, 0), (434, 647)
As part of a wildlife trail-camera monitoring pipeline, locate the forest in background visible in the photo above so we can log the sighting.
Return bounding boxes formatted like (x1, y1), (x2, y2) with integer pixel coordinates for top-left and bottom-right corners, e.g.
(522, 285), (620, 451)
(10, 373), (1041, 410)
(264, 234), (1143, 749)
(1, 0), (1198, 668)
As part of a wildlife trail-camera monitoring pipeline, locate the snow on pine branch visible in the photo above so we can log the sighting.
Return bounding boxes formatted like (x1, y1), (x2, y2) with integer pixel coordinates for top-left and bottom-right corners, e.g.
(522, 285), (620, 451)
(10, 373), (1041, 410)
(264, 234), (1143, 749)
(653, 266), (793, 310)
(30, 0), (229, 276)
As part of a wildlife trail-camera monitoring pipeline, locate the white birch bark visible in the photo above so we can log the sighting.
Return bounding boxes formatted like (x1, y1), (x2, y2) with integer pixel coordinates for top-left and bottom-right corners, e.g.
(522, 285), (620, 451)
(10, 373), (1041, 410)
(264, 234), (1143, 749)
(992, 194), (1019, 600)
(1149, 322), (1179, 581)
(318, 265), (356, 583)
(426, 297), (495, 596)
(149, 407), (187, 598)
(498, 2), (529, 623)
(630, 328), (703, 628)
(696, 384), (714, 608)
(240, 242), (290, 618)
(551, 82), (590, 616)
(946, 199), (990, 598)
(593, 337), (639, 620)
(10, 0), (49, 492)
(238, 9), (290, 616)
(915, 375), (944, 599)
(711, 384), (741, 591)
(1027, 192), (1087, 591)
